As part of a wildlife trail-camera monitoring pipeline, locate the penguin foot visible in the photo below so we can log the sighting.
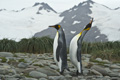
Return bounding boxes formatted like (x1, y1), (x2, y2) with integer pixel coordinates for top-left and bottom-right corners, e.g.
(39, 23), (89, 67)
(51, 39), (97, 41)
(60, 70), (64, 75)
(67, 68), (70, 71)
(76, 70), (83, 76)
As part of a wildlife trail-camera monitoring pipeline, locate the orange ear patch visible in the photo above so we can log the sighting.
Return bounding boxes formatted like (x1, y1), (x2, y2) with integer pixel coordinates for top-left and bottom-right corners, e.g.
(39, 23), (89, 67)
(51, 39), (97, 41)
(58, 25), (61, 29)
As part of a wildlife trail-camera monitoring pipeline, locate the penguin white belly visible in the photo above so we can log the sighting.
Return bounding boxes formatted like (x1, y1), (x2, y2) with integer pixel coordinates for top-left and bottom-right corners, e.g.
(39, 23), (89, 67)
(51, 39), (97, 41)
(69, 35), (79, 68)
(53, 32), (62, 72)
(53, 32), (58, 63)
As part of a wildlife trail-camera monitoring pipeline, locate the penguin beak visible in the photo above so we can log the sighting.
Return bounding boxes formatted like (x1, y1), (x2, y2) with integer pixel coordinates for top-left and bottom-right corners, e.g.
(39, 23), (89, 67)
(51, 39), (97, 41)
(49, 26), (55, 28)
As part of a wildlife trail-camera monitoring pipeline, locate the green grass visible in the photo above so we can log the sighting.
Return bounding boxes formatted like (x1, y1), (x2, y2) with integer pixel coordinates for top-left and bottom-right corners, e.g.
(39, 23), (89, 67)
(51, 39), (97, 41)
(90, 59), (108, 66)
(81, 41), (120, 61)
(18, 59), (26, 63)
(0, 36), (120, 61)
(0, 57), (7, 63)
(0, 36), (53, 54)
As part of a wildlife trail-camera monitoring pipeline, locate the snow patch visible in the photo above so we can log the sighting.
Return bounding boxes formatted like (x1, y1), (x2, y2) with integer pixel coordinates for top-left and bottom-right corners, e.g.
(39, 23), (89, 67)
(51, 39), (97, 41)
(71, 31), (76, 34)
(73, 21), (81, 25)
(74, 8), (78, 11)
(95, 36), (100, 39)
(72, 15), (76, 19)
(69, 10), (72, 12)
(82, 2), (87, 6)
(89, 3), (120, 41)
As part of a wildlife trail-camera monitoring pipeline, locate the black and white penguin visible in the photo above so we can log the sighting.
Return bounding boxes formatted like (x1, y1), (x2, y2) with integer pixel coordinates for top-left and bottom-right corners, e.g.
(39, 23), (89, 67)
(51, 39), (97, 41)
(69, 18), (93, 75)
(49, 24), (68, 74)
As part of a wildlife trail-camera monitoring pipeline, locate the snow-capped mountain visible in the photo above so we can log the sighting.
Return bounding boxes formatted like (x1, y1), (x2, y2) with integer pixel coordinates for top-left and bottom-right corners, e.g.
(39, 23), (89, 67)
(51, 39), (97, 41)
(0, 2), (62, 41)
(35, 0), (120, 45)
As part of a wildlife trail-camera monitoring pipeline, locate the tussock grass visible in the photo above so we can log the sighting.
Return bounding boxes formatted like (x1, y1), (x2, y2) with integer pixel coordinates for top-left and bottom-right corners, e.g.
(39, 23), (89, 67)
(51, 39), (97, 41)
(82, 41), (120, 61)
(0, 37), (120, 61)
(0, 36), (53, 54)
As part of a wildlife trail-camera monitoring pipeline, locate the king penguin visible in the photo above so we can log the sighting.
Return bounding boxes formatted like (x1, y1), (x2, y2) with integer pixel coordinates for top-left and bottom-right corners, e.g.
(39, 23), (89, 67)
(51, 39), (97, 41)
(69, 18), (93, 75)
(49, 24), (68, 74)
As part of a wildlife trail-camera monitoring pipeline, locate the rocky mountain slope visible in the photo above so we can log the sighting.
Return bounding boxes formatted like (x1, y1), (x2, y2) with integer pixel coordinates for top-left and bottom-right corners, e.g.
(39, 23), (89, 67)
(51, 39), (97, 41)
(35, 0), (120, 45)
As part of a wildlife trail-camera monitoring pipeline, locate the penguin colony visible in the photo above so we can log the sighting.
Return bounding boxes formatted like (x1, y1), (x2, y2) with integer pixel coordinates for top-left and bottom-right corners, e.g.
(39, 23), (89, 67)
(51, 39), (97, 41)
(49, 18), (93, 75)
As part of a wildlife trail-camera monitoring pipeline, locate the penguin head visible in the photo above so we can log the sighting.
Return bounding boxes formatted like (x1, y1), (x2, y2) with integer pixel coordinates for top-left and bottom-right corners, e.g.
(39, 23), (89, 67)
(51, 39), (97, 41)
(49, 24), (61, 30)
(83, 18), (93, 31)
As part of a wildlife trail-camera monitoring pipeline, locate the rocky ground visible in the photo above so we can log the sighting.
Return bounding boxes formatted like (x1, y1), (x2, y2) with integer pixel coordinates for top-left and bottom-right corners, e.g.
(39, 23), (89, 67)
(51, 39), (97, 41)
(0, 52), (120, 80)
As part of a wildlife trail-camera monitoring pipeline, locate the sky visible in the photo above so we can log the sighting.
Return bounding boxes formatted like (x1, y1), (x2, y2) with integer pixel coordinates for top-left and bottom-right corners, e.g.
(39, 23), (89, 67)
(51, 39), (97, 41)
(0, 0), (120, 12)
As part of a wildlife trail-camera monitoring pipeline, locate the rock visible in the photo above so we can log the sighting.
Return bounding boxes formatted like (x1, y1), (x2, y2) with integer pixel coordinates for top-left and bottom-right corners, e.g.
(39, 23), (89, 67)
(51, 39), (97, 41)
(33, 61), (44, 67)
(79, 79), (86, 80)
(0, 59), (2, 62)
(102, 60), (110, 63)
(65, 74), (72, 78)
(50, 65), (59, 70)
(109, 72), (119, 77)
(110, 64), (120, 69)
(14, 53), (26, 57)
(24, 58), (33, 63)
(23, 68), (35, 73)
(36, 67), (60, 76)
(90, 69), (103, 76)
(84, 58), (90, 62)
(0, 52), (13, 57)
(104, 76), (110, 79)
(104, 68), (113, 73)
(82, 61), (90, 68)
(5, 78), (19, 80)
(15, 68), (24, 73)
(48, 75), (65, 80)
(72, 77), (79, 80)
(104, 64), (111, 67)
(8, 69), (16, 75)
(91, 65), (109, 76)
(83, 69), (89, 75)
(13, 74), (23, 78)
(111, 69), (120, 72)
(82, 54), (91, 58)
(21, 78), (38, 80)
(3, 63), (11, 69)
(0, 74), (4, 78)
(111, 77), (120, 80)
(95, 58), (102, 62)
(30, 54), (37, 58)
(39, 78), (47, 80)
(119, 73), (120, 77)
(0, 68), (9, 74)
(18, 62), (29, 68)
(29, 71), (47, 78)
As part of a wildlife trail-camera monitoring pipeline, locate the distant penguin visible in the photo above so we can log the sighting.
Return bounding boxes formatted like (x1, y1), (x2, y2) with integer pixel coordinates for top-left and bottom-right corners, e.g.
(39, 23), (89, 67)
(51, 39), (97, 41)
(69, 18), (93, 75)
(49, 24), (68, 74)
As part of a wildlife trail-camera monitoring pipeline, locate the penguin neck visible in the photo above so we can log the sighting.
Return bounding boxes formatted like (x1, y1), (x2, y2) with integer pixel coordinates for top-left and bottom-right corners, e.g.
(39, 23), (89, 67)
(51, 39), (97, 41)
(57, 27), (64, 34)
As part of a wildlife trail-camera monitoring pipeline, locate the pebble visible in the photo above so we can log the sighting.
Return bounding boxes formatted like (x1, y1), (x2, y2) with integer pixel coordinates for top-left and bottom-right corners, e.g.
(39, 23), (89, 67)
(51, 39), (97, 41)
(0, 52), (13, 57)
(39, 78), (47, 80)
(18, 62), (29, 68)
(29, 71), (47, 78)
(110, 64), (120, 69)
(50, 65), (59, 70)
(95, 58), (102, 62)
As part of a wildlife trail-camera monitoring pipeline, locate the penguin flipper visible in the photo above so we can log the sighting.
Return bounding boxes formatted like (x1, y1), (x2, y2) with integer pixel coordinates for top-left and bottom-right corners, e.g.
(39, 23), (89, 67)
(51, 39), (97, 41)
(56, 41), (62, 62)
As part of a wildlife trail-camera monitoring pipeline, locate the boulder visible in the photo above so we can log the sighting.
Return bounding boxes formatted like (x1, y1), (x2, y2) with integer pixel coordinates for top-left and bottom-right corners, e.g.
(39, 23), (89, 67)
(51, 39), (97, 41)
(29, 71), (47, 78)
(91, 65), (109, 76)
(0, 52), (13, 57)
(36, 67), (60, 76)
(18, 62), (29, 68)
